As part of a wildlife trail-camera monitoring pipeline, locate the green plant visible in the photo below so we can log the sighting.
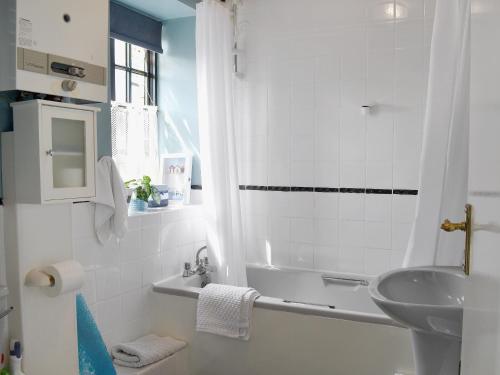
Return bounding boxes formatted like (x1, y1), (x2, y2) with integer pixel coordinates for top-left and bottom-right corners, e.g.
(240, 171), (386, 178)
(124, 176), (160, 204)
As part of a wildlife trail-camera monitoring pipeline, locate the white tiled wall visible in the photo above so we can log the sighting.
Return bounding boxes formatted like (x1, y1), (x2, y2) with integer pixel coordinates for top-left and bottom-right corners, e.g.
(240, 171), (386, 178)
(72, 203), (205, 348)
(236, 0), (434, 275)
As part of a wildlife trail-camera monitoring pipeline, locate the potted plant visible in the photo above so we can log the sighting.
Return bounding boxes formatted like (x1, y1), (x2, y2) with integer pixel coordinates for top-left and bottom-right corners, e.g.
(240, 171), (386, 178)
(125, 176), (160, 212)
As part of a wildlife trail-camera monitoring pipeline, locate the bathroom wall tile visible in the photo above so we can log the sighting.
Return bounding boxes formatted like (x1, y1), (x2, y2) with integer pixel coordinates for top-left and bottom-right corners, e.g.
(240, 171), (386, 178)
(141, 213), (161, 228)
(392, 222), (413, 251)
(244, 190), (268, 216)
(121, 260), (143, 293)
(315, 219), (339, 246)
(96, 296), (122, 337)
(119, 230), (142, 263)
(291, 134), (314, 161)
(367, 23), (395, 51)
(392, 195), (417, 223)
(339, 194), (365, 221)
(142, 225), (161, 255)
(142, 254), (163, 286)
(340, 112), (365, 161)
(95, 267), (121, 301)
(366, 116), (394, 162)
(245, 214), (268, 240)
(364, 249), (392, 275)
(314, 161), (339, 188)
(339, 221), (365, 247)
(245, 237), (267, 265)
(291, 161), (315, 187)
(340, 161), (366, 187)
(268, 191), (291, 217)
(394, 161), (419, 189)
(82, 270), (97, 305)
(267, 239), (290, 267)
(365, 221), (392, 249)
(315, 122), (339, 161)
(72, 203), (94, 239)
(268, 216), (291, 241)
(366, 162), (393, 189)
(338, 247), (365, 274)
(289, 192), (314, 218)
(291, 218), (314, 243)
(314, 193), (339, 219)
(121, 289), (145, 323)
(365, 194), (392, 222)
(75, 236), (120, 270)
(314, 246), (339, 271)
(236, 0), (432, 276)
(390, 250), (406, 269)
(396, 19), (424, 49)
(290, 243), (314, 268)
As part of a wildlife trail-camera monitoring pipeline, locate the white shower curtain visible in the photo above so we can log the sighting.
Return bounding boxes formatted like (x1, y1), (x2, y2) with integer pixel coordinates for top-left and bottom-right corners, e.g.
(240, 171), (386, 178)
(404, 0), (470, 267)
(196, 0), (247, 286)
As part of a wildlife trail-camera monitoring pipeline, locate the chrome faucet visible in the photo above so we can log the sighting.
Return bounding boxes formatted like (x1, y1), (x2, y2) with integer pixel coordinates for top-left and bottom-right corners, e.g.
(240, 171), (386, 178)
(183, 245), (212, 287)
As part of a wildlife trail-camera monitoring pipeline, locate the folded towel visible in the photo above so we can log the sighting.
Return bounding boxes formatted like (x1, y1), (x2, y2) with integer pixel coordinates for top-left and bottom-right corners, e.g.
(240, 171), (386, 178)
(196, 283), (260, 340)
(111, 334), (186, 368)
(94, 156), (128, 244)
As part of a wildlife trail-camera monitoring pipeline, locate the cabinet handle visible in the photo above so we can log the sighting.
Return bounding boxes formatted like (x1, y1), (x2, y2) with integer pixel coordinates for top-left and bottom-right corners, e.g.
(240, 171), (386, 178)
(46, 149), (53, 157)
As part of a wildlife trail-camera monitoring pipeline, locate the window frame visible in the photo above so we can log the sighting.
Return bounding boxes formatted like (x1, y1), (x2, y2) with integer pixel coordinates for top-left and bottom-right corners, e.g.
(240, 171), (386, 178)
(110, 38), (157, 106)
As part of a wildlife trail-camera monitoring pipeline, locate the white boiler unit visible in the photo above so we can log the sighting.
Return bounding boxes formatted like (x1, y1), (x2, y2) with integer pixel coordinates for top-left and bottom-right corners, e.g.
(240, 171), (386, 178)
(0, 0), (109, 103)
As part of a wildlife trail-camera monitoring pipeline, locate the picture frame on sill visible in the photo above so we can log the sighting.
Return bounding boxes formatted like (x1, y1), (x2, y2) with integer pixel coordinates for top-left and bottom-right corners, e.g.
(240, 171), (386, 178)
(159, 153), (193, 205)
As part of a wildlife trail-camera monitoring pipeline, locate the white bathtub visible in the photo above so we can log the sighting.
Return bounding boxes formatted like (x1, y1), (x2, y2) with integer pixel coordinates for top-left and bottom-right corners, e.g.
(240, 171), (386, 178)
(154, 265), (396, 326)
(150, 265), (414, 375)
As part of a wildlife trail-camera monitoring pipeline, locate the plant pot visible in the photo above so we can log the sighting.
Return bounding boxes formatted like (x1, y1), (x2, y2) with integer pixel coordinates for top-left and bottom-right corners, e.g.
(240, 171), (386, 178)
(129, 198), (148, 212)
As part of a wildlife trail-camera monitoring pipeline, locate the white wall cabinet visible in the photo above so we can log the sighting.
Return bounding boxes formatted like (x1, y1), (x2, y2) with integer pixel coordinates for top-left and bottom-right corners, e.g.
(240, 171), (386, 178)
(3, 100), (98, 204)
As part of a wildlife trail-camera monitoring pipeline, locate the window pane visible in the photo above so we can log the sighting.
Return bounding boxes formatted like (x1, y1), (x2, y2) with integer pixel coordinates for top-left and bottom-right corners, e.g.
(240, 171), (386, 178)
(114, 69), (127, 103)
(131, 44), (147, 72)
(131, 73), (146, 105)
(114, 39), (126, 66)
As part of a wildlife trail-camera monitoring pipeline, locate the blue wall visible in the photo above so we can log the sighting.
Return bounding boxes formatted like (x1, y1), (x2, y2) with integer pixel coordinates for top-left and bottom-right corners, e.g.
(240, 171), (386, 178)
(158, 16), (200, 186)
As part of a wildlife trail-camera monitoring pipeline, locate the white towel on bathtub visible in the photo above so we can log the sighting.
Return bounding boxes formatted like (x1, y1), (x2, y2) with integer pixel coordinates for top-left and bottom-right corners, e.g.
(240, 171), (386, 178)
(196, 283), (260, 340)
(111, 334), (186, 368)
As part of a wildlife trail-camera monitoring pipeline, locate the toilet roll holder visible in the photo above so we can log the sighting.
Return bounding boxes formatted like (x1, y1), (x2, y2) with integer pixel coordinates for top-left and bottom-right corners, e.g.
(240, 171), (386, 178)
(25, 268), (56, 288)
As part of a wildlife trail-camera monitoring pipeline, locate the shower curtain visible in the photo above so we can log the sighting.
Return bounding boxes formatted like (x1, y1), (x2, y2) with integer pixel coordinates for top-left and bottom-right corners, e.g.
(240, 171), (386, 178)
(404, 0), (470, 267)
(196, 0), (247, 286)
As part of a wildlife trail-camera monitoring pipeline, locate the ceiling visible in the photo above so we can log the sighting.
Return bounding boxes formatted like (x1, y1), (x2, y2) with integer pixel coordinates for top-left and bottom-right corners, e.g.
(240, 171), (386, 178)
(113, 0), (196, 21)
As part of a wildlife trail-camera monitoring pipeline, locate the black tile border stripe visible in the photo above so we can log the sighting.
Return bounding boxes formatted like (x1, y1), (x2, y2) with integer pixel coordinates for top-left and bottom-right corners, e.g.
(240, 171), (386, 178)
(393, 189), (418, 195)
(366, 188), (393, 195)
(192, 185), (418, 195)
(314, 187), (339, 193)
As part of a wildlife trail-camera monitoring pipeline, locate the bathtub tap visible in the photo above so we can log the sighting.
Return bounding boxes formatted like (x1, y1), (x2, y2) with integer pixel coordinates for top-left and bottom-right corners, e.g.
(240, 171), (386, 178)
(183, 246), (213, 287)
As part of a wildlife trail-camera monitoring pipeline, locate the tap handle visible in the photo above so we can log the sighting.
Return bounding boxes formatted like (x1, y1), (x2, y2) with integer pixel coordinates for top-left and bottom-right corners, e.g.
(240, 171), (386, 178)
(184, 262), (192, 270)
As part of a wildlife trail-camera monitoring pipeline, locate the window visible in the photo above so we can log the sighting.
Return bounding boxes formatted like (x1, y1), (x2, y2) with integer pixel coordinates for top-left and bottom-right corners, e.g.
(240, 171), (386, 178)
(111, 39), (157, 106)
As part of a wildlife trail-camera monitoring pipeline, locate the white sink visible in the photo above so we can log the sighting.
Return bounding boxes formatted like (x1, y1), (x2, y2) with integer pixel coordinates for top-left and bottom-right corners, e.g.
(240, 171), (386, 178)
(369, 267), (465, 375)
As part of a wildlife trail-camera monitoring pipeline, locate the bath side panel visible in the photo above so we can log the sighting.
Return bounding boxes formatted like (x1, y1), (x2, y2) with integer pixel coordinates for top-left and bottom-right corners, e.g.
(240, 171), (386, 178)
(150, 292), (414, 375)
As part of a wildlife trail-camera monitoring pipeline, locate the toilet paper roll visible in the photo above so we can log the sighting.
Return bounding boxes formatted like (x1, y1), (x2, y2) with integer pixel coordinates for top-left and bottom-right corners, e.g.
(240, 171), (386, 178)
(42, 260), (85, 298)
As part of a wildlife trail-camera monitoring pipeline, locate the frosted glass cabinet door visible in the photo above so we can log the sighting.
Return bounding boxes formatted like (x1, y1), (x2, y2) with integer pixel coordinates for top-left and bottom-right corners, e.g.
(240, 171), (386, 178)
(41, 105), (96, 201)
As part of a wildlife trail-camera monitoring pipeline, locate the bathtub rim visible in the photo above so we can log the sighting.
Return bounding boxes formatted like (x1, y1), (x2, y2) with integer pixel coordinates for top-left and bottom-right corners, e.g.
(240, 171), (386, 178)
(152, 265), (405, 328)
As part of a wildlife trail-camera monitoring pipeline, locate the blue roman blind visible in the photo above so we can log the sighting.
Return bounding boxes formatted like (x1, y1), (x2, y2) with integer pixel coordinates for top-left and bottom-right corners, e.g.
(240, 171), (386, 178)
(110, 2), (163, 54)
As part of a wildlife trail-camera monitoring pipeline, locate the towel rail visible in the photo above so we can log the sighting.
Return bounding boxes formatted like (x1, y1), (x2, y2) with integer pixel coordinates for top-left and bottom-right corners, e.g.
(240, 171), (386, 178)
(321, 274), (369, 287)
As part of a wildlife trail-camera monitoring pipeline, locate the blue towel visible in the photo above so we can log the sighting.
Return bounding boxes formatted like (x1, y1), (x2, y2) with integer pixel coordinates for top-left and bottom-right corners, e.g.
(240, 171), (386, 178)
(76, 294), (117, 375)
